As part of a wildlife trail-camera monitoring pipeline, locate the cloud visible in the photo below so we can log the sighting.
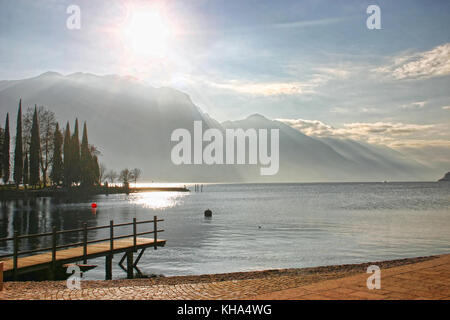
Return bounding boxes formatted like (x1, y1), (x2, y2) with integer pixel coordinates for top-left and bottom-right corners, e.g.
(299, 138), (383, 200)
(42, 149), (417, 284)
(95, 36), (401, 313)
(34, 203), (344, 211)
(340, 122), (435, 137)
(209, 80), (319, 96)
(183, 17), (349, 36)
(206, 73), (332, 96)
(277, 118), (438, 146)
(376, 43), (450, 80)
(315, 67), (350, 79)
(331, 106), (385, 115)
(401, 101), (427, 109)
(205, 66), (351, 97)
(278, 118), (335, 136)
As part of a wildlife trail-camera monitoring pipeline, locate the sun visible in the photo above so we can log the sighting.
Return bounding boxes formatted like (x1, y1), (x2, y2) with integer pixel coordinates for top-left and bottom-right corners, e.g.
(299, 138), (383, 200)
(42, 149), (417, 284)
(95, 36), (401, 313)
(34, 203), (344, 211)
(123, 8), (173, 58)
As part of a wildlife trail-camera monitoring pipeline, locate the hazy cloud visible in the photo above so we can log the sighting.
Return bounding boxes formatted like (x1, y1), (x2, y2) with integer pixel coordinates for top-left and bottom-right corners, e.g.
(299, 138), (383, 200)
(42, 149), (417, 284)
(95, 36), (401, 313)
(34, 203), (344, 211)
(315, 67), (350, 79)
(278, 118), (335, 136)
(376, 43), (450, 80)
(205, 67), (350, 97)
(279, 118), (433, 137)
(210, 80), (317, 96)
(401, 101), (427, 109)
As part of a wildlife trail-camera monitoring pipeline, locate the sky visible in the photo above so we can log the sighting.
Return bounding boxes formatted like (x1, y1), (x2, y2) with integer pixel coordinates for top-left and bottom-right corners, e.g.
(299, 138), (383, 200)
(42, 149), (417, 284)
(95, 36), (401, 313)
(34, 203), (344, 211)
(0, 0), (449, 169)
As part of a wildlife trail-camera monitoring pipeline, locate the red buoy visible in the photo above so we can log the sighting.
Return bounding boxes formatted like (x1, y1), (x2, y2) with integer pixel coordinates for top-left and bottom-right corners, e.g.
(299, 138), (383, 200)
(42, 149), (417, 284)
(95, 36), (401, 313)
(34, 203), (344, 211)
(91, 203), (97, 209)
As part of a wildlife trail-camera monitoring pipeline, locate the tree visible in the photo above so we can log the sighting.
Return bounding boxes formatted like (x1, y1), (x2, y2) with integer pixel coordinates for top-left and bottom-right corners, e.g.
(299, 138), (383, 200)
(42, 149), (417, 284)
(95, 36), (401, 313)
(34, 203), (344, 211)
(0, 127), (3, 177)
(50, 123), (63, 185)
(99, 163), (107, 185)
(130, 168), (142, 187)
(29, 107), (41, 187)
(63, 122), (71, 187)
(23, 151), (29, 188)
(14, 100), (23, 187)
(2, 113), (10, 184)
(92, 155), (100, 185)
(71, 119), (81, 185)
(39, 108), (56, 187)
(80, 121), (93, 186)
(119, 168), (131, 188)
(105, 170), (118, 185)
(23, 106), (57, 187)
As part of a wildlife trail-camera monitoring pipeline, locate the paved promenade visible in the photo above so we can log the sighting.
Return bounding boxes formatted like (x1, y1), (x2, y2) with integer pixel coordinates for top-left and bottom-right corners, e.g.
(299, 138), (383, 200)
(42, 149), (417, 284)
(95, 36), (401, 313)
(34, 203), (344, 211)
(253, 254), (450, 300)
(1, 254), (449, 300)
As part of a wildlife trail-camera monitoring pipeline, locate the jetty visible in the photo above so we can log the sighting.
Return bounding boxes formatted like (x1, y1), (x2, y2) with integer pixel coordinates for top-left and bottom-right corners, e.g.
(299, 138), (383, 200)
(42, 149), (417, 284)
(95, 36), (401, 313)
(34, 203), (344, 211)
(0, 217), (165, 281)
(0, 185), (189, 200)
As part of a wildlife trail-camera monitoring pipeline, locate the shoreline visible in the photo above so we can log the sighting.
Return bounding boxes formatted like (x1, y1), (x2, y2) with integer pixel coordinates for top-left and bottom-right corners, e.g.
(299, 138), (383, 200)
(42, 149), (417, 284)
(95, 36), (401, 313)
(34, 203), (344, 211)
(2, 253), (449, 300)
(1, 254), (440, 293)
(0, 186), (190, 200)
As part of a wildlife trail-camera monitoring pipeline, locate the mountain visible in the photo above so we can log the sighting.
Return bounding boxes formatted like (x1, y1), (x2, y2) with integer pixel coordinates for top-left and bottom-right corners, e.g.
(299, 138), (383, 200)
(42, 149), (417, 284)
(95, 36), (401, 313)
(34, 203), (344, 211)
(222, 114), (435, 182)
(0, 72), (240, 182)
(438, 172), (450, 181)
(0, 72), (438, 182)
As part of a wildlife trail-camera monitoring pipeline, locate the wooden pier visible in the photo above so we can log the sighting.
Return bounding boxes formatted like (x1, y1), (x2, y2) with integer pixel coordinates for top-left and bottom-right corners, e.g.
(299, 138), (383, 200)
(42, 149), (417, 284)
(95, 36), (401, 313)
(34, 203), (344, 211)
(0, 216), (165, 281)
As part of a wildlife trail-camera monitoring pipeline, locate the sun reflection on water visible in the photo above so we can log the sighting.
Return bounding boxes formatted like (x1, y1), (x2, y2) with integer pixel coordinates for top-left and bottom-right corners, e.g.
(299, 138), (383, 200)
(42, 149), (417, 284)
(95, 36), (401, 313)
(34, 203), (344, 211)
(128, 191), (186, 210)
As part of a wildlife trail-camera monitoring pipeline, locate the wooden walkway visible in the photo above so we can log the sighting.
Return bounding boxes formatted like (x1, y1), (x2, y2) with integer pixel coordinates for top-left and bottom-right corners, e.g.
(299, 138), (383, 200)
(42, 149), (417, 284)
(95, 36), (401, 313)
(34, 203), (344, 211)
(1, 237), (165, 279)
(0, 217), (165, 281)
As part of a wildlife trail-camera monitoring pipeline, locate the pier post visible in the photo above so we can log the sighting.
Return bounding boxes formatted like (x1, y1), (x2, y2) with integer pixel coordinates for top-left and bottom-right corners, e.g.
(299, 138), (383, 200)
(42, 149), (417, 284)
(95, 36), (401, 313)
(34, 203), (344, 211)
(133, 218), (137, 252)
(51, 226), (57, 280)
(105, 256), (112, 280)
(0, 261), (3, 291)
(126, 251), (133, 279)
(106, 220), (114, 280)
(13, 231), (18, 280)
(83, 223), (88, 264)
(154, 215), (157, 250)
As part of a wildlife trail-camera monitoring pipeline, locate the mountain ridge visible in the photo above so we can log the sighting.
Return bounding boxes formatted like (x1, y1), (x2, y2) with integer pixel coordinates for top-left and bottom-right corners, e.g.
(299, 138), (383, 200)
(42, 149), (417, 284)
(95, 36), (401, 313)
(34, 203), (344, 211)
(0, 72), (440, 182)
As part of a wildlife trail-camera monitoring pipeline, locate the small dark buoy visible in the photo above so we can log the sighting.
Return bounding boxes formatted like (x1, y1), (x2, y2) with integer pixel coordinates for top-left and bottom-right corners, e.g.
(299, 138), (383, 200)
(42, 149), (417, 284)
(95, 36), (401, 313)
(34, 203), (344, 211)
(258, 226), (261, 229)
(204, 209), (212, 217)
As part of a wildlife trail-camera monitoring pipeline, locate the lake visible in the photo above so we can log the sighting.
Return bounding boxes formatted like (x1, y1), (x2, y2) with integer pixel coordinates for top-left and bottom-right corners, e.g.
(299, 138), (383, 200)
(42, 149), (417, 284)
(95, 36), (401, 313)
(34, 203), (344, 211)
(0, 182), (449, 280)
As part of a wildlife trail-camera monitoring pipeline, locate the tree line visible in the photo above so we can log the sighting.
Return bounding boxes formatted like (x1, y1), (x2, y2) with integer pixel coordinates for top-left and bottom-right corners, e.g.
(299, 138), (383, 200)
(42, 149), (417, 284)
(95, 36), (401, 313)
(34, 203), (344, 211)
(0, 100), (142, 189)
(0, 100), (100, 188)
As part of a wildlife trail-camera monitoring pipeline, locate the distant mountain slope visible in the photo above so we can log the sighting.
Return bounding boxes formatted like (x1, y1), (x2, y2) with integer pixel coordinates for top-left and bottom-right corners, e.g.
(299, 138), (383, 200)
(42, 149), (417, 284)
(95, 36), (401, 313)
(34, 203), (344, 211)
(0, 72), (240, 182)
(438, 172), (450, 181)
(222, 114), (435, 182)
(319, 137), (434, 181)
(0, 72), (438, 182)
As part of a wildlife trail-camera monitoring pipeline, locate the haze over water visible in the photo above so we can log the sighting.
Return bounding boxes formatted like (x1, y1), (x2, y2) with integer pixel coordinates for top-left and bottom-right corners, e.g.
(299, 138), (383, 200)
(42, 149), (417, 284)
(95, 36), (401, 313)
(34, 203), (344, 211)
(0, 182), (449, 280)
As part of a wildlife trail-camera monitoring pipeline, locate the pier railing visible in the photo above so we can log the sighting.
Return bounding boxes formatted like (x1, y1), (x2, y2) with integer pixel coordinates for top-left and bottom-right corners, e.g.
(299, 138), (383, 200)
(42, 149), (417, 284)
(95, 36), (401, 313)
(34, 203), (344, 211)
(0, 216), (164, 277)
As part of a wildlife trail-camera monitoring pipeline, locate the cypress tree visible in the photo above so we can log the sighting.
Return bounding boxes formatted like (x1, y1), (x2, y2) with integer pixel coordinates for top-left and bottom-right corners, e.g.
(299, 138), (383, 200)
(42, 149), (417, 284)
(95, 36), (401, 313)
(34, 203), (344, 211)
(14, 100), (23, 187)
(71, 119), (81, 185)
(0, 127), (3, 177)
(80, 121), (93, 186)
(29, 106), (41, 187)
(2, 113), (10, 184)
(50, 123), (63, 185)
(23, 151), (29, 187)
(63, 122), (71, 187)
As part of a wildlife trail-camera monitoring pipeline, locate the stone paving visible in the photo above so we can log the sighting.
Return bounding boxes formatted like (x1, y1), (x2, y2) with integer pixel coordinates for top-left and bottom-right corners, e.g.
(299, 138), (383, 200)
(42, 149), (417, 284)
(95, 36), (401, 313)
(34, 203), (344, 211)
(0, 274), (341, 300)
(1, 254), (449, 300)
(253, 254), (450, 300)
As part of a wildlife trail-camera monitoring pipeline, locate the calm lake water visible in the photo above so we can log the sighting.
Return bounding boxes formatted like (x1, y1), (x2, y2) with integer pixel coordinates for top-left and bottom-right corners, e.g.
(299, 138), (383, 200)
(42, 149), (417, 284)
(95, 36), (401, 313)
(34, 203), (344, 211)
(0, 182), (449, 280)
